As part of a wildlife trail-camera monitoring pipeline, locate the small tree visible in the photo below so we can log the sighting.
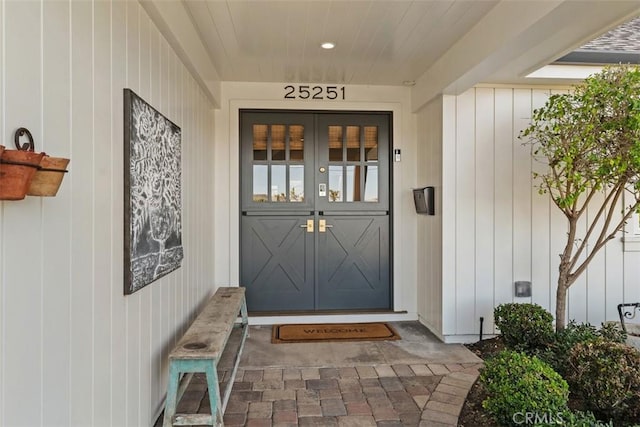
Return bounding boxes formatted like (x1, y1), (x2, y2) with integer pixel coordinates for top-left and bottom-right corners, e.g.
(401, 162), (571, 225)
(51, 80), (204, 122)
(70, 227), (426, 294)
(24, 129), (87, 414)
(521, 65), (640, 331)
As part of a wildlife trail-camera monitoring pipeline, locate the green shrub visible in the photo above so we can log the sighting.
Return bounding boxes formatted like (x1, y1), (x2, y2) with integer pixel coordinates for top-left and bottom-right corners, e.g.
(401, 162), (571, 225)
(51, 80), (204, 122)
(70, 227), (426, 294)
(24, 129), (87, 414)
(560, 410), (609, 427)
(537, 321), (600, 376)
(567, 339), (640, 422)
(480, 350), (569, 426)
(537, 321), (627, 377)
(598, 321), (627, 343)
(494, 303), (554, 351)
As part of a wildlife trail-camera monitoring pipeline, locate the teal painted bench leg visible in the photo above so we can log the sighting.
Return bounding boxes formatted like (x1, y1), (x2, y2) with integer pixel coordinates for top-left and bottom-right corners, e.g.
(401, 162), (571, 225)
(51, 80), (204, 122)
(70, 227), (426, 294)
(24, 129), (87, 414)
(241, 298), (248, 329)
(163, 360), (219, 426)
(205, 363), (223, 425)
(220, 299), (249, 414)
(163, 362), (181, 427)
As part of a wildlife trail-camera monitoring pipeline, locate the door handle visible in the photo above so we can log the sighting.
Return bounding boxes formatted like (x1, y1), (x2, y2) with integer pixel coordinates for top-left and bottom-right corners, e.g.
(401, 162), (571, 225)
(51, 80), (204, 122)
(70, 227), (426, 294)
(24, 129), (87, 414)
(319, 219), (333, 233)
(300, 219), (314, 232)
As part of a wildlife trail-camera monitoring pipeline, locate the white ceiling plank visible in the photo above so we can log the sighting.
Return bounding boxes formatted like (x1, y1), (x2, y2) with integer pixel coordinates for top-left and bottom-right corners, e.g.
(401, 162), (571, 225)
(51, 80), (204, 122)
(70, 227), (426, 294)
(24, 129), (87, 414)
(141, 0), (221, 106)
(407, 1), (497, 75)
(376, 1), (455, 83)
(203, 0), (240, 63)
(187, 1), (234, 79)
(219, 0), (264, 81)
(366, 1), (442, 84)
(284, 2), (308, 62)
(347, 1), (414, 84)
(311, 1), (373, 83)
(299, 1), (334, 82)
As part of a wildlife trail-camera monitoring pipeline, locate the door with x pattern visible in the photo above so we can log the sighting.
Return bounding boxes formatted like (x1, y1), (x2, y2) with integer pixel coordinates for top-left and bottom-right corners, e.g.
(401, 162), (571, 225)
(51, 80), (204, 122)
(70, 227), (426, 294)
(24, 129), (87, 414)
(240, 110), (391, 312)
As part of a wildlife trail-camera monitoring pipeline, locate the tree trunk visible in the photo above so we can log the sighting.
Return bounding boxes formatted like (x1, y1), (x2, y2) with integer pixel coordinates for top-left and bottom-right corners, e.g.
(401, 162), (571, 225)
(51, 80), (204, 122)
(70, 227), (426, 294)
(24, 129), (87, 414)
(555, 217), (578, 331)
(555, 282), (568, 331)
(556, 248), (574, 332)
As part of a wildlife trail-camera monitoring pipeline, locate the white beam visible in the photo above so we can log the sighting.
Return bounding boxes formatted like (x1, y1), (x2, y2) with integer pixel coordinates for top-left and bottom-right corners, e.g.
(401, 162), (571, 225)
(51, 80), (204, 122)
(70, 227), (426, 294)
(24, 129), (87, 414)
(525, 64), (604, 80)
(412, 0), (640, 112)
(140, 0), (221, 108)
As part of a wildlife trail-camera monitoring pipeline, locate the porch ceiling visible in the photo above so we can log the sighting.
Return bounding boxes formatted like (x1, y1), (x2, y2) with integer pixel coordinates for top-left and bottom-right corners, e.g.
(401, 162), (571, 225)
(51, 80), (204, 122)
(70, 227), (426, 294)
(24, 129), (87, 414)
(183, 0), (499, 86)
(142, 0), (640, 110)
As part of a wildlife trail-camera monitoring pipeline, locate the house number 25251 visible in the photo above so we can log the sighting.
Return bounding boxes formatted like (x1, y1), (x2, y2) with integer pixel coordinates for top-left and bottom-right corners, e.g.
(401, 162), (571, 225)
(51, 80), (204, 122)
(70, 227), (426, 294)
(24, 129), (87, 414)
(284, 85), (345, 100)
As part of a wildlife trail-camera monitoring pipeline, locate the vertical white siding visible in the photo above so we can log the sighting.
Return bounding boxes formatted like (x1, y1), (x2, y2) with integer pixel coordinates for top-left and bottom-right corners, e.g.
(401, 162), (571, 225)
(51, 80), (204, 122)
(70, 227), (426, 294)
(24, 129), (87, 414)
(416, 97), (443, 335)
(454, 90), (476, 335)
(93, 1), (112, 425)
(441, 95), (457, 336)
(3, 3), (43, 427)
(42, 2), (72, 425)
(530, 90), (551, 312)
(0, 1), (216, 426)
(439, 86), (640, 338)
(492, 89), (514, 317)
(111, 2), (128, 425)
(511, 89), (533, 307)
(474, 88), (495, 333)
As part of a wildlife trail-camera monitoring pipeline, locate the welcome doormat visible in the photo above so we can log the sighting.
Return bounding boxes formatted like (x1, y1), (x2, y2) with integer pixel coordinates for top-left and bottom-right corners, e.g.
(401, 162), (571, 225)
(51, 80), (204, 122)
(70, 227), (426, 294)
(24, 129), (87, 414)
(271, 322), (400, 343)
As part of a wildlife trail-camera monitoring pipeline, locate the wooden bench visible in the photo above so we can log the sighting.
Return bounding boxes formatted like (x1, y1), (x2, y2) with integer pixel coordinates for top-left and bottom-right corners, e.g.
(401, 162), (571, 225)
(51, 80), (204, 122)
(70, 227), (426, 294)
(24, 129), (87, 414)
(163, 287), (249, 427)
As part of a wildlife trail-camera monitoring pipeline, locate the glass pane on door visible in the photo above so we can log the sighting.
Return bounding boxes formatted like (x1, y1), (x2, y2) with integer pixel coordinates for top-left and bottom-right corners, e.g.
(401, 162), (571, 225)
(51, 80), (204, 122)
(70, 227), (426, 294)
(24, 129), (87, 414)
(272, 125), (286, 160)
(290, 165), (304, 202)
(329, 126), (343, 161)
(253, 124), (268, 160)
(364, 126), (378, 161)
(346, 126), (361, 161)
(271, 165), (287, 202)
(328, 166), (343, 202)
(364, 165), (378, 202)
(290, 125), (304, 161)
(253, 165), (268, 202)
(346, 165), (362, 202)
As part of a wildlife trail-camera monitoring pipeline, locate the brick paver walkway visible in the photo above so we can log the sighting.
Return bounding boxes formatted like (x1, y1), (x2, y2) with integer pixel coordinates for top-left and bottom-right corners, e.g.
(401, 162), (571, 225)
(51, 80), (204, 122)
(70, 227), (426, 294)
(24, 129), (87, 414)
(169, 362), (482, 427)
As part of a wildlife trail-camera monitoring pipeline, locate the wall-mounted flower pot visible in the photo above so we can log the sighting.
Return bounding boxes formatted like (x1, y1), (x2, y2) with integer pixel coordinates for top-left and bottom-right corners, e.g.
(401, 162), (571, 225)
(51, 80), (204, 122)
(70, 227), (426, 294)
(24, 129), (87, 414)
(0, 149), (45, 200)
(27, 155), (70, 197)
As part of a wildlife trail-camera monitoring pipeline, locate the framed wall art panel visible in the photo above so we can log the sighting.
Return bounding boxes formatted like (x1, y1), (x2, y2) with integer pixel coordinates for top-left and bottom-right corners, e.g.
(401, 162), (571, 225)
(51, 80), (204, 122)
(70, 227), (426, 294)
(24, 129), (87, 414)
(123, 89), (183, 294)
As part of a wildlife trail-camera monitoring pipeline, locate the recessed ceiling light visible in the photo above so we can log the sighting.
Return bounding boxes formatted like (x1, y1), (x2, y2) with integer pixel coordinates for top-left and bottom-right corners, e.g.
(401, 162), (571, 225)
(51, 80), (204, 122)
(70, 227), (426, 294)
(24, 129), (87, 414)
(321, 42), (335, 50)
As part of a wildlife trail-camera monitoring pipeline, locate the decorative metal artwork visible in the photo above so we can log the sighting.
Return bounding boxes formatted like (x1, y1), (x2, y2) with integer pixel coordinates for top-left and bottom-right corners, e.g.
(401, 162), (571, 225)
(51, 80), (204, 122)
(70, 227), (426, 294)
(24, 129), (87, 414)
(123, 89), (183, 294)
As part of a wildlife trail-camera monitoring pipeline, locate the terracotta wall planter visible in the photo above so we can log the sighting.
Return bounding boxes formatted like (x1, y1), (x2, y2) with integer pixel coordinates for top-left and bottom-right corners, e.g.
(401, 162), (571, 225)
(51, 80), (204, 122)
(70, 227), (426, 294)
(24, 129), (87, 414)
(1, 128), (71, 201)
(28, 155), (70, 197)
(0, 149), (45, 200)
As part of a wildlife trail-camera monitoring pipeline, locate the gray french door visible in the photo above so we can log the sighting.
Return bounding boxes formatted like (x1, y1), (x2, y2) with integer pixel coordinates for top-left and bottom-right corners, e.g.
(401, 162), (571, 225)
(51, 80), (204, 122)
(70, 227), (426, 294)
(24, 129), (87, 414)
(240, 111), (391, 312)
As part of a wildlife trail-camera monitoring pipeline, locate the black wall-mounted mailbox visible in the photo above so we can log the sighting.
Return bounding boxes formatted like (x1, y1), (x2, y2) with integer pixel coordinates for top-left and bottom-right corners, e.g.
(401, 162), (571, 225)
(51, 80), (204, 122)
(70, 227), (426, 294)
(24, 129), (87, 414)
(413, 186), (435, 215)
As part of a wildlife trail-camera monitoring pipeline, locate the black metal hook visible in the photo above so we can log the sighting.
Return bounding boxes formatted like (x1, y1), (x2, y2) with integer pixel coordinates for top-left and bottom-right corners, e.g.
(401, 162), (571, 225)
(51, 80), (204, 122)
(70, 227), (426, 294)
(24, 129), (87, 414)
(14, 127), (34, 151)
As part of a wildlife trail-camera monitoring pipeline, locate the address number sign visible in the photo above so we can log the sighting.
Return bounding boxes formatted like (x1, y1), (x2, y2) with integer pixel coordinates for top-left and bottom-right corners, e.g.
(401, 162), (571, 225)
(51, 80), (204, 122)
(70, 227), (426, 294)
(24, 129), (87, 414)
(284, 85), (346, 100)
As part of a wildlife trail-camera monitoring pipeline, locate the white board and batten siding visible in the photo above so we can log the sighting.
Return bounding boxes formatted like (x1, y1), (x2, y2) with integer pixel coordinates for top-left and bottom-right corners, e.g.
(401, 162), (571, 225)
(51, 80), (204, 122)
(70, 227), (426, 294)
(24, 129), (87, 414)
(417, 86), (640, 342)
(416, 97), (443, 335)
(0, 1), (216, 426)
